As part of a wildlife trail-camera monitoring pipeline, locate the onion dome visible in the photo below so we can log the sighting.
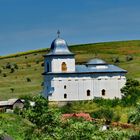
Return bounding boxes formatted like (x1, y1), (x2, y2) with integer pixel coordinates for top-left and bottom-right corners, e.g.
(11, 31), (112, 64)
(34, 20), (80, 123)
(47, 37), (73, 55)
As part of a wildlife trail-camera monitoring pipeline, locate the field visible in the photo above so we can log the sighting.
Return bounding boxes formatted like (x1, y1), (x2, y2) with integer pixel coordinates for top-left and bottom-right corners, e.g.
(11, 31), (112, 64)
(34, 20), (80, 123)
(0, 40), (140, 100)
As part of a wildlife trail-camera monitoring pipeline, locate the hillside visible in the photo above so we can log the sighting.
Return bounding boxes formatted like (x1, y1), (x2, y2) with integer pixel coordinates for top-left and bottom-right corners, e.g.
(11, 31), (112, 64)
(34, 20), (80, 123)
(0, 40), (140, 100)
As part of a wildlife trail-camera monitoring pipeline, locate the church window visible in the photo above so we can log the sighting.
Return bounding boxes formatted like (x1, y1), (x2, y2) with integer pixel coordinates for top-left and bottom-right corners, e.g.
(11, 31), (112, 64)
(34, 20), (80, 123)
(64, 94), (67, 99)
(47, 63), (49, 72)
(61, 62), (67, 72)
(102, 89), (106, 96)
(64, 85), (66, 89)
(87, 90), (90, 96)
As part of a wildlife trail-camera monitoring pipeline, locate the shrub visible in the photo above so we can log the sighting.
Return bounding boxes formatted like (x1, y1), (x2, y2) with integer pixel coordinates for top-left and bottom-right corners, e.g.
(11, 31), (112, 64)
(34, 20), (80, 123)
(26, 77), (31, 82)
(3, 73), (7, 77)
(14, 107), (21, 115)
(13, 63), (18, 69)
(126, 55), (133, 61)
(10, 88), (14, 93)
(35, 59), (40, 64)
(5, 62), (11, 69)
(112, 57), (120, 63)
(91, 108), (114, 123)
(10, 68), (15, 73)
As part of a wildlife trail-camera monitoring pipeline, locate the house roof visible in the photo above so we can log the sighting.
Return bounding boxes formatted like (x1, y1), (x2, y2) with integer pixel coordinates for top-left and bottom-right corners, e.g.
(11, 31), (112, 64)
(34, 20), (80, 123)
(0, 98), (23, 106)
(62, 113), (92, 121)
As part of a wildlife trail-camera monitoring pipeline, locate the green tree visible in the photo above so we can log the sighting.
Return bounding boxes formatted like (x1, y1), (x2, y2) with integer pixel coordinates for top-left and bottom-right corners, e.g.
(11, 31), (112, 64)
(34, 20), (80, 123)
(24, 95), (63, 140)
(121, 79), (140, 106)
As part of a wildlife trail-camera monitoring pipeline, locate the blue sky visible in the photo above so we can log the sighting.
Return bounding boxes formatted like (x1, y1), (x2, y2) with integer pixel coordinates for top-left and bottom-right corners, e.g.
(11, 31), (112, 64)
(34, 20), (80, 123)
(0, 0), (140, 55)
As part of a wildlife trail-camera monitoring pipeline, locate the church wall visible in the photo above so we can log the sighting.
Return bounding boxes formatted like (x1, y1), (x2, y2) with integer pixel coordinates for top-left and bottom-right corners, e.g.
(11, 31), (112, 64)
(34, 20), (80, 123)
(45, 73), (126, 101)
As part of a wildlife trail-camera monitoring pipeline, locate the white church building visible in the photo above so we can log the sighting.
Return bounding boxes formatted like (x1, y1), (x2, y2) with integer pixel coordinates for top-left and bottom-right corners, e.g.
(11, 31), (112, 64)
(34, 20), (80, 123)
(43, 35), (127, 101)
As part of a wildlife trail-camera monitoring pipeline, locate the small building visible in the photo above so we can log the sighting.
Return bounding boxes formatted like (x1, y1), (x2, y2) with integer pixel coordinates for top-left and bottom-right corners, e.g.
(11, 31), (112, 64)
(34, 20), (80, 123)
(0, 98), (24, 111)
(62, 113), (92, 121)
(43, 33), (127, 101)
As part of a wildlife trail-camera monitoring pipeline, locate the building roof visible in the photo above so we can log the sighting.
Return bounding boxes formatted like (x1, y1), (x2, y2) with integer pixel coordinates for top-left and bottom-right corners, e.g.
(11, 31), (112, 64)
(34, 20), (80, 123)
(62, 113), (92, 121)
(47, 37), (74, 56)
(86, 58), (107, 65)
(0, 98), (23, 106)
(75, 64), (127, 73)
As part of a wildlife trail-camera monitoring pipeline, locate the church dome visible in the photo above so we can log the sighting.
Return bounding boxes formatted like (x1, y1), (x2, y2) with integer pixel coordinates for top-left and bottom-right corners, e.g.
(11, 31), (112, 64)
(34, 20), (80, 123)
(86, 58), (107, 65)
(48, 37), (73, 55)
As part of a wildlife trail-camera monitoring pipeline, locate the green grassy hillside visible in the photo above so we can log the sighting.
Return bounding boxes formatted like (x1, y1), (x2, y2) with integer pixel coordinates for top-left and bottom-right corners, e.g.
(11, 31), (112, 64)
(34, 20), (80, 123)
(0, 40), (140, 100)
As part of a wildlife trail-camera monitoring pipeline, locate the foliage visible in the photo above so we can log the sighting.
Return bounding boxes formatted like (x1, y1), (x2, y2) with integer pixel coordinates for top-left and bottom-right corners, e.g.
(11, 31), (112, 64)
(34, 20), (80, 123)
(126, 55), (133, 61)
(26, 77), (31, 82)
(91, 108), (114, 123)
(121, 79), (140, 106)
(128, 103), (140, 124)
(93, 98), (120, 107)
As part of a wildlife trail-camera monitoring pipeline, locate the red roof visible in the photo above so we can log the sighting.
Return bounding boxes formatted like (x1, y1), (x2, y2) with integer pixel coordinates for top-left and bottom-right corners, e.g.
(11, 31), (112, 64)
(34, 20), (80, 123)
(62, 113), (92, 121)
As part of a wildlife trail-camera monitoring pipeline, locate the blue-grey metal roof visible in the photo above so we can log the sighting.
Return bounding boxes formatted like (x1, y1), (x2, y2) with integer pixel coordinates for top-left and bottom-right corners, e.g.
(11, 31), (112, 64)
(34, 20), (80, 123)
(75, 64), (127, 73)
(86, 58), (107, 65)
(43, 64), (127, 75)
(47, 37), (74, 56)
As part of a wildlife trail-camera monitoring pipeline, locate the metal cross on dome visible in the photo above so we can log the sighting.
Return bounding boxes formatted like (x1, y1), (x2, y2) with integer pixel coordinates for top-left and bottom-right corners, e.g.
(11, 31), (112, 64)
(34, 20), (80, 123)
(57, 30), (60, 38)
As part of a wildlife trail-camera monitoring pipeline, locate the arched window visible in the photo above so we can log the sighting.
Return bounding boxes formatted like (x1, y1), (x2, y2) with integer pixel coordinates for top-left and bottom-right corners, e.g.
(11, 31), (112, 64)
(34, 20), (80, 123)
(64, 85), (66, 89)
(87, 90), (90, 96)
(61, 62), (67, 72)
(102, 89), (106, 96)
(64, 94), (67, 99)
(47, 63), (49, 72)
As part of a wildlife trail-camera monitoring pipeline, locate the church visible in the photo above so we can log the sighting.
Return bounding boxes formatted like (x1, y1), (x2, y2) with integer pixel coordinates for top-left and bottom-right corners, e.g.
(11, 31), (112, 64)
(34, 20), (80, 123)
(43, 33), (127, 101)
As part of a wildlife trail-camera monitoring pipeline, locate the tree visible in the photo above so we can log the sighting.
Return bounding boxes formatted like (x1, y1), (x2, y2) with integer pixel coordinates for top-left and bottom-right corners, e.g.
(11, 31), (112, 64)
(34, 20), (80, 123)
(121, 79), (140, 106)
(24, 95), (63, 140)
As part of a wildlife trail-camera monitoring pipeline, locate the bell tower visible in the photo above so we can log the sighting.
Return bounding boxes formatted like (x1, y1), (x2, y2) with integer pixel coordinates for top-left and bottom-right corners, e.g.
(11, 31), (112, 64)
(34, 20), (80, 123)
(44, 31), (75, 73)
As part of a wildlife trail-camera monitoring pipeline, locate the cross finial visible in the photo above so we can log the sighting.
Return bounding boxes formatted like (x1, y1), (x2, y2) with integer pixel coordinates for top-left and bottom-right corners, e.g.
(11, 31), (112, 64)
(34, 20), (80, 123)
(57, 30), (60, 38)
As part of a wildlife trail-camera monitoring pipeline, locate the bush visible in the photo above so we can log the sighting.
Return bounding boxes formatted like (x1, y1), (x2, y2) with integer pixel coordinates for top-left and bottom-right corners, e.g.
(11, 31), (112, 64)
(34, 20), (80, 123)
(3, 73), (7, 77)
(91, 108), (114, 123)
(112, 57), (120, 63)
(26, 77), (31, 82)
(121, 79), (140, 106)
(126, 55), (133, 61)
(10, 88), (14, 93)
(13, 63), (18, 69)
(10, 68), (15, 73)
(5, 62), (11, 69)
(14, 107), (21, 115)
(35, 59), (40, 64)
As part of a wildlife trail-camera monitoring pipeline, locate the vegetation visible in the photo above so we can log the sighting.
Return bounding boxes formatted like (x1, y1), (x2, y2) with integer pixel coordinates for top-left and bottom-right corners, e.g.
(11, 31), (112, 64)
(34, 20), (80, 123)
(1, 96), (139, 140)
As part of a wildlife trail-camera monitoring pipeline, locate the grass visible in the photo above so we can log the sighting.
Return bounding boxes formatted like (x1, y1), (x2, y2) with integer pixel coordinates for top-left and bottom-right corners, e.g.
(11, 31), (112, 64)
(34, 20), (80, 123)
(0, 40), (140, 100)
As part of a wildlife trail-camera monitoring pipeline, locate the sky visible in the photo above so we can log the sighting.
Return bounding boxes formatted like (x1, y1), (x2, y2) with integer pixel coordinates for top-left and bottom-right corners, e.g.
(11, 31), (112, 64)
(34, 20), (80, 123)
(0, 0), (140, 55)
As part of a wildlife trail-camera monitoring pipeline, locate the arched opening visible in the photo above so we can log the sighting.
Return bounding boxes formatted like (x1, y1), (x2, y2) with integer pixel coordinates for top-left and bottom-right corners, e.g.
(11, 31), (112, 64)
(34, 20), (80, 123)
(64, 85), (66, 89)
(87, 90), (90, 96)
(61, 62), (67, 72)
(102, 89), (106, 96)
(64, 93), (67, 99)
